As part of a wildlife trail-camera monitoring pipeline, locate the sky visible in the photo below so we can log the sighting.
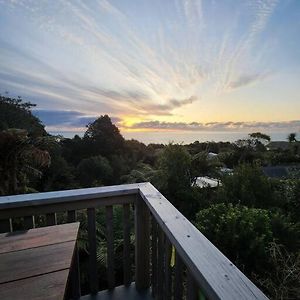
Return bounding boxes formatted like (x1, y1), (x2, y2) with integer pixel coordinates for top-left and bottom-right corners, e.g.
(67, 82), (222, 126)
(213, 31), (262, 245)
(0, 0), (300, 140)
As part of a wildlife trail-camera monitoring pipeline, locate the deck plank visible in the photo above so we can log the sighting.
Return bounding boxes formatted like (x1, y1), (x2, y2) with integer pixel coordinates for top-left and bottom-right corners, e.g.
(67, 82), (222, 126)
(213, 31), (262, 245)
(0, 269), (69, 300)
(0, 223), (79, 254)
(0, 240), (76, 284)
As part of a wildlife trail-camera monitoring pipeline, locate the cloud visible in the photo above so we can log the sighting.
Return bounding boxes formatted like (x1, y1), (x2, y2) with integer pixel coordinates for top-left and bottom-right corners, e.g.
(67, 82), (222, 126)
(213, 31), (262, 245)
(228, 72), (271, 89)
(126, 120), (300, 132)
(0, 0), (281, 122)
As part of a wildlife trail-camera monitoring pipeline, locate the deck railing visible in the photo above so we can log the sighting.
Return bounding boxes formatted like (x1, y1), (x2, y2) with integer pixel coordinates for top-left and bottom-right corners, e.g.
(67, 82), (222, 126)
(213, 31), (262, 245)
(0, 182), (269, 300)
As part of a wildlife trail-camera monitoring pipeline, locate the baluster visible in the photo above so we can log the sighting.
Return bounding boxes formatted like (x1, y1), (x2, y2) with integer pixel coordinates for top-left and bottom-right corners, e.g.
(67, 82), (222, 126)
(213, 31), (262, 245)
(67, 210), (76, 223)
(106, 205), (115, 289)
(157, 229), (164, 300)
(174, 252), (183, 300)
(67, 210), (81, 299)
(123, 203), (131, 286)
(164, 238), (172, 300)
(0, 219), (11, 233)
(187, 270), (198, 300)
(87, 207), (98, 294)
(135, 195), (150, 291)
(151, 218), (158, 297)
(24, 216), (34, 229)
(46, 213), (57, 226)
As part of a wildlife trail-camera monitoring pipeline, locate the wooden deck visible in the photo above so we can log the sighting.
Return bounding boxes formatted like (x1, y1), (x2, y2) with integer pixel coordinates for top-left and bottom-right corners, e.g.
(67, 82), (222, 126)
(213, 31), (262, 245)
(80, 283), (153, 300)
(0, 223), (79, 300)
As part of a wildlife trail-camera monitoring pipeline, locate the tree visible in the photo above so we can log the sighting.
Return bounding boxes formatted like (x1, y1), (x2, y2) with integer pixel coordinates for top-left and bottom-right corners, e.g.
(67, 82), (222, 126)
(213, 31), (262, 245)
(249, 132), (271, 144)
(216, 163), (274, 208)
(77, 155), (113, 187)
(84, 115), (125, 157)
(0, 129), (51, 195)
(0, 94), (46, 136)
(157, 143), (191, 195)
(195, 204), (299, 274)
(287, 133), (297, 143)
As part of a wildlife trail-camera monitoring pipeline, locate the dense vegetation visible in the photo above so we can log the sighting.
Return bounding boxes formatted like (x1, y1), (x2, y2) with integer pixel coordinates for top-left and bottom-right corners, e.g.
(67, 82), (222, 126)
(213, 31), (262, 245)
(0, 94), (299, 299)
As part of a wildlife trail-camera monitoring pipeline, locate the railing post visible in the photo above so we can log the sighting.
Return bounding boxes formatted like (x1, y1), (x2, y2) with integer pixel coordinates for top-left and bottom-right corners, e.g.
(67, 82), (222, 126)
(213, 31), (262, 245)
(135, 195), (150, 291)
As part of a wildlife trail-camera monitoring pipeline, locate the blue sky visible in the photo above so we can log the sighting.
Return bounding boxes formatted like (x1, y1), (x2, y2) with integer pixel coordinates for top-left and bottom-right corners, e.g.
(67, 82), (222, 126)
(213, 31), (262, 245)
(0, 0), (299, 135)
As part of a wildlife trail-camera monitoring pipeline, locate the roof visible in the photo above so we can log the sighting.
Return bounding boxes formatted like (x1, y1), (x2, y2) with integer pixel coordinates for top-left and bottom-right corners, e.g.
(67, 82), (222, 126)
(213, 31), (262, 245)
(262, 166), (289, 178)
(194, 177), (220, 188)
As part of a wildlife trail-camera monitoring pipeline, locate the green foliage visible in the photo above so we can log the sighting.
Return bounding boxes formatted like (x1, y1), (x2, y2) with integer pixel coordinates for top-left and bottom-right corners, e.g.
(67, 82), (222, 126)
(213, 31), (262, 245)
(0, 129), (52, 195)
(77, 155), (113, 187)
(195, 204), (274, 273)
(84, 115), (124, 157)
(0, 94), (46, 136)
(157, 143), (191, 195)
(217, 163), (274, 208)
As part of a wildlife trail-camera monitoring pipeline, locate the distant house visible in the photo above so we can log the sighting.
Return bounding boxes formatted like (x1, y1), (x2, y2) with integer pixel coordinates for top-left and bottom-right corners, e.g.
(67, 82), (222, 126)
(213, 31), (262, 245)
(266, 141), (290, 151)
(207, 152), (218, 159)
(262, 165), (300, 179)
(262, 166), (289, 178)
(194, 176), (220, 188)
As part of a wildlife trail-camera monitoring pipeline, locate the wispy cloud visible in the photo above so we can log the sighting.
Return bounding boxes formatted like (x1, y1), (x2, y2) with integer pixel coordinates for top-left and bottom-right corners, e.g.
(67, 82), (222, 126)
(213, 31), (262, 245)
(126, 120), (300, 132)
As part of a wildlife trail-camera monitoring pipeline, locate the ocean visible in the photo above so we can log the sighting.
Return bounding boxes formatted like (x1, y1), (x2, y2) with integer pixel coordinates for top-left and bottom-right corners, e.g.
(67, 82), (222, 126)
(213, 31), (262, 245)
(49, 130), (293, 145)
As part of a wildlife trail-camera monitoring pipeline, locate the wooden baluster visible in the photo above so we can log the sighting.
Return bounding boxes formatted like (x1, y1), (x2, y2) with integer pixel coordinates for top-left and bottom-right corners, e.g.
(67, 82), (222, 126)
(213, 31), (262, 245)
(164, 238), (172, 300)
(187, 270), (198, 300)
(106, 205), (115, 289)
(87, 207), (98, 294)
(135, 195), (150, 291)
(67, 210), (76, 223)
(123, 203), (131, 286)
(0, 219), (11, 233)
(46, 213), (57, 226)
(24, 216), (34, 229)
(151, 217), (158, 297)
(67, 210), (81, 299)
(157, 229), (164, 300)
(174, 252), (183, 300)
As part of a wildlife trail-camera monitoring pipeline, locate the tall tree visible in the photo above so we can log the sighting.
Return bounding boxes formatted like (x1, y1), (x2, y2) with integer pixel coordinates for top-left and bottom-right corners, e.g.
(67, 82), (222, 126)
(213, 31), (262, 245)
(84, 115), (125, 157)
(0, 94), (46, 136)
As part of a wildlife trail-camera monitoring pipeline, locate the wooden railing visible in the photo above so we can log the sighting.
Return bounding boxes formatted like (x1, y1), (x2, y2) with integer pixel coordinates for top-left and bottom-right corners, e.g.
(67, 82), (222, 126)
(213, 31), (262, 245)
(0, 183), (269, 300)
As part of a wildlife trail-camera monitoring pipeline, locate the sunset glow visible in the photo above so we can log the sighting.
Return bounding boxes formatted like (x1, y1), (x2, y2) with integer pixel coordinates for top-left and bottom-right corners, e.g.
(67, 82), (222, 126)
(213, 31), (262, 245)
(0, 0), (299, 140)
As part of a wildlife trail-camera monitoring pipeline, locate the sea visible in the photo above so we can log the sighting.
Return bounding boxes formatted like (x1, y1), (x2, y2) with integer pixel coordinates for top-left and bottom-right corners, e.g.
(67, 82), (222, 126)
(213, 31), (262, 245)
(49, 130), (293, 145)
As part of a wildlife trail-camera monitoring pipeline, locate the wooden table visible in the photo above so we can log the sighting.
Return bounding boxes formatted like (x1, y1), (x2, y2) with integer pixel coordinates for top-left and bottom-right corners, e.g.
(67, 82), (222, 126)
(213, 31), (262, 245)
(0, 222), (79, 300)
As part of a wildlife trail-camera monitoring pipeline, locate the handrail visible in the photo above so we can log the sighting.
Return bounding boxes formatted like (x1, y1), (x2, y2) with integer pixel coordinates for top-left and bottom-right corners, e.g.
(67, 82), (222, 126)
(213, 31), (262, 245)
(0, 182), (269, 300)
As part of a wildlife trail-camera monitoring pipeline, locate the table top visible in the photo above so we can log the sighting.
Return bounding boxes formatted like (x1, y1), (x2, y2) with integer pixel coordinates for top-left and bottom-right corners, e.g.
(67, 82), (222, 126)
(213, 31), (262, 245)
(0, 222), (79, 300)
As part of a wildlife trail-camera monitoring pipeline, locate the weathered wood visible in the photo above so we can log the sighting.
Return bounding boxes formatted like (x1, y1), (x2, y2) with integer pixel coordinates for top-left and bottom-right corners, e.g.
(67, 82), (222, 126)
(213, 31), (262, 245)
(157, 229), (164, 300)
(70, 243), (81, 299)
(164, 238), (172, 300)
(0, 183), (143, 210)
(139, 183), (269, 300)
(106, 205), (115, 289)
(174, 253), (183, 300)
(0, 223), (79, 254)
(46, 213), (57, 226)
(123, 203), (131, 286)
(67, 210), (76, 223)
(0, 219), (11, 233)
(187, 270), (198, 300)
(87, 207), (98, 294)
(23, 215), (34, 229)
(0, 240), (76, 284)
(0, 195), (136, 220)
(135, 195), (150, 291)
(0, 269), (70, 300)
(151, 218), (158, 297)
